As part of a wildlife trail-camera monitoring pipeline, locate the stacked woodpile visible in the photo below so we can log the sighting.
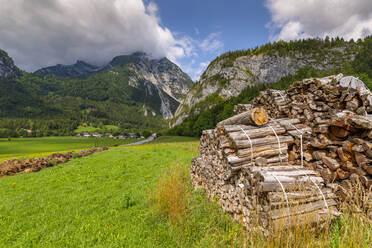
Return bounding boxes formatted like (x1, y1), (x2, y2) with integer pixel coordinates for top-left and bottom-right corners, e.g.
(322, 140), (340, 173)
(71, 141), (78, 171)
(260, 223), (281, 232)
(192, 74), (371, 230)
(191, 108), (339, 230)
(252, 74), (372, 124)
(0, 147), (108, 177)
(252, 89), (289, 118)
(251, 75), (372, 205)
(308, 112), (372, 184)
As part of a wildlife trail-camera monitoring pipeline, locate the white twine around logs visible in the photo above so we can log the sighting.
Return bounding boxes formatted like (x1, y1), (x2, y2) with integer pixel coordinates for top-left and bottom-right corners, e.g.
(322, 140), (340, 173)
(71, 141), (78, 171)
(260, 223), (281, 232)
(240, 127), (254, 166)
(308, 176), (329, 210)
(276, 90), (286, 101)
(270, 172), (291, 227)
(268, 125), (283, 164)
(287, 122), (329, 210)
(289, 123), (304, 167)
(291, 167), (329, 211)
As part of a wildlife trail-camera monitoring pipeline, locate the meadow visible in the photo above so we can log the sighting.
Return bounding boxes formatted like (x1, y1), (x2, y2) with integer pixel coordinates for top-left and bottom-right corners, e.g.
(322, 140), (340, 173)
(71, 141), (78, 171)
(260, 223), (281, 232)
(73, 125), (121, 134)
(0, 137), (140, 162)
(0, 137), (371, 247)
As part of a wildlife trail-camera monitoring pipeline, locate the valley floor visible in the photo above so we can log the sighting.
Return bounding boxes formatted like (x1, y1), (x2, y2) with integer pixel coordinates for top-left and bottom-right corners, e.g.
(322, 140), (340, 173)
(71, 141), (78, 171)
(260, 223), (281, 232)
(0, 137), (142, 163)
(0, 137), (371, 247)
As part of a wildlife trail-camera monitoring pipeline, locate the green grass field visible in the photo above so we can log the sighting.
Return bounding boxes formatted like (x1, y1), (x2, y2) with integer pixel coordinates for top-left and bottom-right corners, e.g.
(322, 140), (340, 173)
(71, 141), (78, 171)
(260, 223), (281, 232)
(0, 139), (204, 247)
(0, 137), (371, 247)
(74, 125), (120, 134)
(0, 137), (141, 162)
(148, 136), (199, 144)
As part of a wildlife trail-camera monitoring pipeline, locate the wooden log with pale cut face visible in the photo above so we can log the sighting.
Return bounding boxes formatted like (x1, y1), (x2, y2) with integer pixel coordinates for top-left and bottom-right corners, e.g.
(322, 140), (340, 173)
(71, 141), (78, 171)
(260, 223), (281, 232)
(217, 107), (269, 127)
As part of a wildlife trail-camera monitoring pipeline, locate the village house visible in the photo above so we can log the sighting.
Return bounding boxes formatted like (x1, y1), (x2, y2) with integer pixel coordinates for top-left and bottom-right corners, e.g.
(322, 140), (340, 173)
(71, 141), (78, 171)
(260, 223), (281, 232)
(128, 133), (138, 139)
(92, 132), (103, 138)
(83, 132), (91, 137)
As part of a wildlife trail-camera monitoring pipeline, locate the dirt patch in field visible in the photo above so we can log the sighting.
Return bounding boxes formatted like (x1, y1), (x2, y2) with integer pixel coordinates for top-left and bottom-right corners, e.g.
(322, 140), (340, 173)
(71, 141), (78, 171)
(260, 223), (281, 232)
(0, 147), (108, 178)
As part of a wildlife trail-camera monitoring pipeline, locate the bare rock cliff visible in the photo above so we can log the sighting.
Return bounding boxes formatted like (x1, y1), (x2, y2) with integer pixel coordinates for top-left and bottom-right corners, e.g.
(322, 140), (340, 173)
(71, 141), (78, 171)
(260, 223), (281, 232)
(172, 46), (356, 126)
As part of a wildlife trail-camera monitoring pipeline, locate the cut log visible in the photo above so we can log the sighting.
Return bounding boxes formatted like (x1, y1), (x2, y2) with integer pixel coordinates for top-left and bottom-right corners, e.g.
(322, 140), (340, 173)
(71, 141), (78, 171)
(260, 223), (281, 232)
(329, 126), (350, 139)
(236, 143), (287, 158)
(322, 156), (340, 171)
(267, 188), (334, 202)
(233, 136), (294, 149)
(217, 107), (269, 127)
(227, 126), (286, 140)
(269, 199), (337, 220)
(258, 178), (324, 192)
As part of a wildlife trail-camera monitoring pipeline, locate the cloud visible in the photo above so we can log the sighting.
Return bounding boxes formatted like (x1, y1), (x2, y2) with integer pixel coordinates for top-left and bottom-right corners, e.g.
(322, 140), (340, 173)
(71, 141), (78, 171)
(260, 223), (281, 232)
(199, 32), (224, 54)
(265, 0), (372, 41)
(176, 32), (224, 81)
(183, 61), (210, 81)
(0, 0), (191, 71)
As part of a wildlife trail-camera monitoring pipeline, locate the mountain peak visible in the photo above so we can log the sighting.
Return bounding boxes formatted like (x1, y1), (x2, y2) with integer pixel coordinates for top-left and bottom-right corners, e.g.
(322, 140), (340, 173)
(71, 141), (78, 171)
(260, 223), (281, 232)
(35, 60), (100, 77)
(107, 52), (154, 68)
(131, 51), (148, 57)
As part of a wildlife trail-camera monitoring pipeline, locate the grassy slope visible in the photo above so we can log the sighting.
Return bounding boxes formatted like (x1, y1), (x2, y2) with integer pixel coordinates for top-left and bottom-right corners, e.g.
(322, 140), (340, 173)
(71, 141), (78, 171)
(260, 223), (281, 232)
(0, 140), (200, 247)
(0, 137), (141, 162)
(0, 138), (371, 247)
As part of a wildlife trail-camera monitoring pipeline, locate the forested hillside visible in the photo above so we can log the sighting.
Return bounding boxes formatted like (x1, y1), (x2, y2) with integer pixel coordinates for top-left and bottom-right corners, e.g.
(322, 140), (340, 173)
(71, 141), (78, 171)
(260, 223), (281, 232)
(0, 52), (193, 137)
(169, 37), (372, 136)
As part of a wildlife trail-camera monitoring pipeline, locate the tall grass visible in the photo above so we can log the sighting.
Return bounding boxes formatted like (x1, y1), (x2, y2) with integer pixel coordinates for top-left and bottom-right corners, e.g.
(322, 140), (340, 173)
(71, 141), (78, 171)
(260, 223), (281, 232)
(154, 164), (372, 247)
(155, 164), (189, 223)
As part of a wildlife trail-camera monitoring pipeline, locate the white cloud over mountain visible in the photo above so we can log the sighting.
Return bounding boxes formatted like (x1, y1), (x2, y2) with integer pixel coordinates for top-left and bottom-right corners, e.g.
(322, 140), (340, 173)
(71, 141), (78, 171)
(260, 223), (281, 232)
(266, 0), (372, 41)
(180, 32), (224, 81)
(0, 0), (192, 71)
(199, 32), (224, 54)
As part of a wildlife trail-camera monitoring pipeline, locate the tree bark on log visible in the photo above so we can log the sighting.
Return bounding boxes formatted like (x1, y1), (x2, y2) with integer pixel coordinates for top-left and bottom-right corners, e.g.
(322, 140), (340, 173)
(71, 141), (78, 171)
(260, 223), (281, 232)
(217, 107), (269, 127)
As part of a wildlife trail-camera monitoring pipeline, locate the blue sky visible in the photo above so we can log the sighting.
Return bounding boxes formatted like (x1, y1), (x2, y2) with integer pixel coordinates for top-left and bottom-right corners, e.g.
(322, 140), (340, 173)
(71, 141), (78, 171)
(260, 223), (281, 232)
(151, 0), (271, 80)
(0, 0), (371, 79)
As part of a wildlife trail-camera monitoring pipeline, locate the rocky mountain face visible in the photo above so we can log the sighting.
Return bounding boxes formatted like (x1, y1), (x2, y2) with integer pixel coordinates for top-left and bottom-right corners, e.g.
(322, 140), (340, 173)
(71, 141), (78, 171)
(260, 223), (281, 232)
(104, 52), (193, 119)
(35, 60), (101, 77)
(35, 52), (193, 119)
(0, 49), (20, 78)
(171, 43), (358, 126)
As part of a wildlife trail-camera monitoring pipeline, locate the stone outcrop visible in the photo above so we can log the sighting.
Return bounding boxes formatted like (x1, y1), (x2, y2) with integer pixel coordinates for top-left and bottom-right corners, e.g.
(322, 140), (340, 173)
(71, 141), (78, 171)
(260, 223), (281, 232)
(172, 45), (357, 126)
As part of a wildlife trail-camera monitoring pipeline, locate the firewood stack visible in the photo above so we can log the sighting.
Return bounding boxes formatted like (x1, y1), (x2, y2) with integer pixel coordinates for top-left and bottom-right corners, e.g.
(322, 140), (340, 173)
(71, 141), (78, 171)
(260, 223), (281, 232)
(192, 74), (372, 230)
(286, 75), (372, 125)
(252, 166), (339, 230)
(305, 112), (372, 218)
(306, 112), (372, 184)
(252, 74), (371, 124)
(251, 89), (290, 118)
(191, 107), (339, 230)
(248, 74), (372, 214)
